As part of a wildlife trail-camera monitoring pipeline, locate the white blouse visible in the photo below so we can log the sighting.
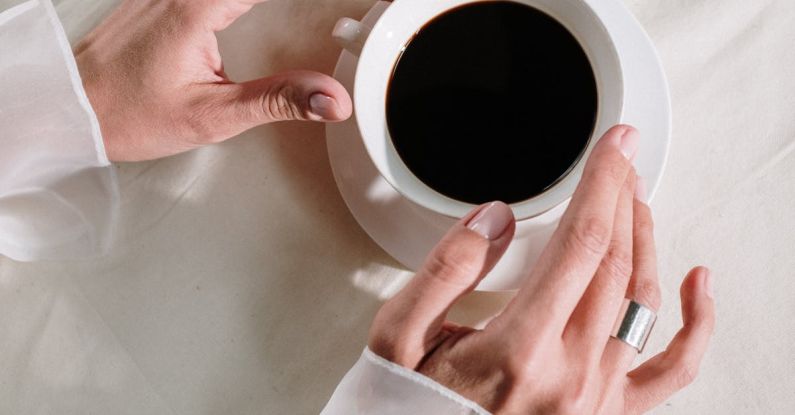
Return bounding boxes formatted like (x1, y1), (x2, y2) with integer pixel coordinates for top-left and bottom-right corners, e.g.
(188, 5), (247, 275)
(0, 0), (117, 261)
(0, 0), (487, 413)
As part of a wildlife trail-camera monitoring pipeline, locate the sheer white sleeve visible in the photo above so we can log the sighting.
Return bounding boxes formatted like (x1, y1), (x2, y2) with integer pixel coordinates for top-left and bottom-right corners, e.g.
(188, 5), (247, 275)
(321, 347), (491, 415)
(3, 1), (484, 412)
(0, 0), (118, 261)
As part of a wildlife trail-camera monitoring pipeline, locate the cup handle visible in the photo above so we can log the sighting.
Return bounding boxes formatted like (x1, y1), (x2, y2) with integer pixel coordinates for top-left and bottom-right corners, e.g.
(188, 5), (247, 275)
(333, 17), (372, 57)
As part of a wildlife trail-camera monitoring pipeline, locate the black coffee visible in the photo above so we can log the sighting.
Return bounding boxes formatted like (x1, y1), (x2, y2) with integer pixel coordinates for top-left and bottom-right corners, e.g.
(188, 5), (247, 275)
(386, 1), (597, 205)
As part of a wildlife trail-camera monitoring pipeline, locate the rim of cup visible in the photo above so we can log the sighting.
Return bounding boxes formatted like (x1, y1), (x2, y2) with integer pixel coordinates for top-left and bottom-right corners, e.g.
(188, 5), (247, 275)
(351, 0), (624, 221)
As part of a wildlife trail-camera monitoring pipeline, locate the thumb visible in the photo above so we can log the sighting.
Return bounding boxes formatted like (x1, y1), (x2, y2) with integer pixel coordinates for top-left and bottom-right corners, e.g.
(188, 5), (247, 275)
(369, 202), (515, 367)
(219, 70), (352, 128)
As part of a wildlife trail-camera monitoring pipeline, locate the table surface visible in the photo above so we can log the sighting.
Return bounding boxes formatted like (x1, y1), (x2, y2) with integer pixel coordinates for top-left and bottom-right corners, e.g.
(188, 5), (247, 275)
(1, 0), (794, 414)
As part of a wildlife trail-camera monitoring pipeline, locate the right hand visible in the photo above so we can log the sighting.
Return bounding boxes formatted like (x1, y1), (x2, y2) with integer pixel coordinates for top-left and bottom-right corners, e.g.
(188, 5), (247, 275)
(368, 125), (716, 414)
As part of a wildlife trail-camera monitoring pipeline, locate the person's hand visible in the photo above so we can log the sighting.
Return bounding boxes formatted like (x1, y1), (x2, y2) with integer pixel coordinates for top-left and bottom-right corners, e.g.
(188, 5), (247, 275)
(369, 125), (716, 414)
(75, 0), (352, 162)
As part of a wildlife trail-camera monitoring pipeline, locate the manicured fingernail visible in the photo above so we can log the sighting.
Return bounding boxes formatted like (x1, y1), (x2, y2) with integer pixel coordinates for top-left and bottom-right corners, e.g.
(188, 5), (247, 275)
(635, 176), (648, 202)
(620, 128), (640, 160)
(309, 93), (339, 120)
(703, 268), (714, 299)
(466, 202), (514, 240)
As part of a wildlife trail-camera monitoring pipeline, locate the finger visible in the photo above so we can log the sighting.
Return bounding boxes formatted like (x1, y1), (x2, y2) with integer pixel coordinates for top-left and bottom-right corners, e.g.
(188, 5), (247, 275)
(563, 170), (636, 358)
(200, 70), (353, 140)
(624, 267), (715, 414)
(601, 184), (661, 375)
(369, 202), (516, 367)
(501, 125), (639, 334)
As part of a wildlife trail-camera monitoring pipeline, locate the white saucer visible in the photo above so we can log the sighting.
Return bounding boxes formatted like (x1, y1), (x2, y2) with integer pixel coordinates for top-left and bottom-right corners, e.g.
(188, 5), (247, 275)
(326, 0), (671, 291)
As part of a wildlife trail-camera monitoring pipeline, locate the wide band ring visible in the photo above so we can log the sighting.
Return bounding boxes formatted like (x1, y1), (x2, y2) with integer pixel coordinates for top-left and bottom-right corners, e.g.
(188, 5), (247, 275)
(610, 299), (657, 353)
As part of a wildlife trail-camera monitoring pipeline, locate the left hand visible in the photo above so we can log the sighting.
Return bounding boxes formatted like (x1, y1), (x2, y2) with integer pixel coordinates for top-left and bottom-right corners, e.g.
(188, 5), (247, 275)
(75, 0), (352, 162)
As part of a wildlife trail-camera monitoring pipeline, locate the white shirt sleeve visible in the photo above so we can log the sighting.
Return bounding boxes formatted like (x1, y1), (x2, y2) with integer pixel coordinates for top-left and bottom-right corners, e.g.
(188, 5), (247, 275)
(1, 1), (487, 412)
(321, 347), (491, 415)
(0, 0), (118, 261)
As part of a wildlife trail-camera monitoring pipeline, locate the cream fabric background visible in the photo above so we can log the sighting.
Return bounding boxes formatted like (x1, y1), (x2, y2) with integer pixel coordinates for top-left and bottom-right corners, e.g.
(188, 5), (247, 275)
(0, 0), (793, 413)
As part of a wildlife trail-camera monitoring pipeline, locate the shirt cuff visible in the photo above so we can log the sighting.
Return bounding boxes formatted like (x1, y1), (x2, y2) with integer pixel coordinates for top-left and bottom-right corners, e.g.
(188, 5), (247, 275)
(321, 347), (491, 415)
(0, 0), (118, 261)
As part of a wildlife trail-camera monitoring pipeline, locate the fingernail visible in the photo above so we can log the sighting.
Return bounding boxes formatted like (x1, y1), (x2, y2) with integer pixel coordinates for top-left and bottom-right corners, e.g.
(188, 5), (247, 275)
(703, 268), (714, 299)
(309, 93), (339, 120)
(635, 176), (648, 202)
(620, 128), (640, 160)
(466, 202), (514, 240)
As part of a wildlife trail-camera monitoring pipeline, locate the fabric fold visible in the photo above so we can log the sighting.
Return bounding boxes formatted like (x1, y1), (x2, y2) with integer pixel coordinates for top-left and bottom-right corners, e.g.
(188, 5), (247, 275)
(0, 0), (118, 261)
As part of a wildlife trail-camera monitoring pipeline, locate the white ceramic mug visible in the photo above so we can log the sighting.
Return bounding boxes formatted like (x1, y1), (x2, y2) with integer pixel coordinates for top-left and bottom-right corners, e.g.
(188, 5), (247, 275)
(333, 0), (624, 220)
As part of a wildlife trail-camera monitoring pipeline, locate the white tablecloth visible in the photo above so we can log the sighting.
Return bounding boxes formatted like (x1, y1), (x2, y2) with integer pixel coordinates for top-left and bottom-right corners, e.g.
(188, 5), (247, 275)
(1, 0), (793, 413)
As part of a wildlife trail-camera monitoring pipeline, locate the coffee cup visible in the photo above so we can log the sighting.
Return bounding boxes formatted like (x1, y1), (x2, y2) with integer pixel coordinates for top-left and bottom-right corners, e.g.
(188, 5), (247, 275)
(333, 0), (624, 220)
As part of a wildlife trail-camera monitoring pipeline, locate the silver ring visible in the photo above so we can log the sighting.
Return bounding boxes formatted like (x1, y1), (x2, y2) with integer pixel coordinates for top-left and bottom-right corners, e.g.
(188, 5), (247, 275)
(610, 299), (657, 353)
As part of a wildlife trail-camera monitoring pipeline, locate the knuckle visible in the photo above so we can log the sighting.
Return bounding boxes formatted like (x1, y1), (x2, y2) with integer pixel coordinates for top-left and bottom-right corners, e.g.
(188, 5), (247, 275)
(555, 390), (591, 415)
(601, 246), (634, 282)
(501, 336), (549, 383)
(568, 216), (612, 258)
(631, 278), (662, 310)
(502, 351), (536, 381)
(261, 82), (306, 121)
(498, 338), (563, 386)
(587, 153), (629, 189)
(672, 360), (700, 388)
(689, 312), (716, 335)
(423, 237), (485, 285)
